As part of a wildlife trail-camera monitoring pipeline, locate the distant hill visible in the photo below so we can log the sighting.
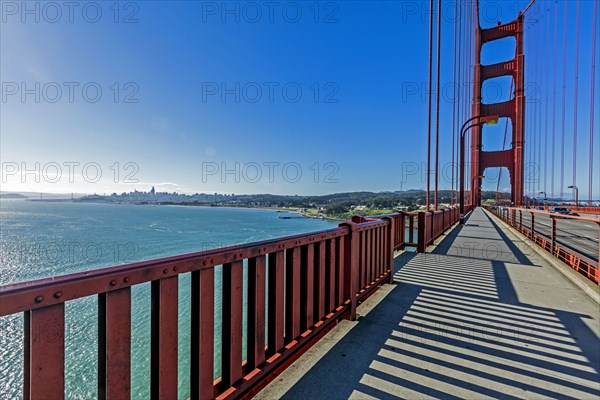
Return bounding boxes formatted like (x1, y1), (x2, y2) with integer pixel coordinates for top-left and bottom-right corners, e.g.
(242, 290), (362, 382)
(0, 191), (85, 199)
(0, 193), (27, 199)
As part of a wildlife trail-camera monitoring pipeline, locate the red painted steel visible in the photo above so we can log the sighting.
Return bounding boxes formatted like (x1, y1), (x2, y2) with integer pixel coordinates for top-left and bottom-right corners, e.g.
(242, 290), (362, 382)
(1, 211), (433, 399)
(222, 260), (243, 389)
(267, 250), (285, 358)
(471, 15), (525, 206)
(191, 267), (215, 400)
(487, 206), (599, 284)
(24, 304), (65, 400)
(98, 287), (131, 400)
(284, 248), (301, 343)
(151, 276), (179, 399)
(300, 244), (315, 332)
(417, 206), (464, 252)
(328, 239), (336, 314)
(247, 256), (266, 371)
(315, 241), (326, 322)
(336, 236), (345, 305)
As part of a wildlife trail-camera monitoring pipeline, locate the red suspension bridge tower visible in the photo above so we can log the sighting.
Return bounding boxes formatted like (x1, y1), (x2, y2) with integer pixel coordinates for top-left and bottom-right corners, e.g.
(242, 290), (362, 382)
(471, 14), (526, 207)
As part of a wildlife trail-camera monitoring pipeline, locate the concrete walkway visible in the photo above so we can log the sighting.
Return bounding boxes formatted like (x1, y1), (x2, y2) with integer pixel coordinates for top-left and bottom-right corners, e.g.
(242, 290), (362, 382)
(256, 208), (600, 400)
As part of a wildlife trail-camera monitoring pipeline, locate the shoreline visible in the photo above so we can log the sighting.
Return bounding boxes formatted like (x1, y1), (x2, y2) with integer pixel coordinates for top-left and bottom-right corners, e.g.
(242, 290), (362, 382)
(18, 199), (346, 222)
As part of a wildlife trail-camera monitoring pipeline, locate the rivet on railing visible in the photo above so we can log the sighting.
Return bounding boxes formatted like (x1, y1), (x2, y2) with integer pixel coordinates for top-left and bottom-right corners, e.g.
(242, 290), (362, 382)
(110, 280), (117, 286)
(163, 268), (168, 274)
(34, 295), (44, 303)
(124, 277), (130, 283)
(173, 266), (178, 271)
(53, 291), (62, 299)
(203, 261), (207, 266)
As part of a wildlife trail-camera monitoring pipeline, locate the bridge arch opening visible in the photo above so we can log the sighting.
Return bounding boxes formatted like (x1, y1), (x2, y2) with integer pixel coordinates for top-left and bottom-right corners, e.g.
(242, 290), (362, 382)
(482, 117), (513, 152)
(481, 37), (516, 66)
(481, 75), (515, 104)
(481, 167), (512, 205)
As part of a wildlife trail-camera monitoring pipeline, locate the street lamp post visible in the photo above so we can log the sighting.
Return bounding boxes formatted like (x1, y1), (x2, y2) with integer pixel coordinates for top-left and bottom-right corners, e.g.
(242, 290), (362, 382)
(472, 175), (484, 206)
(459, 115), (499, 222)
(537, 191), (546, 208)
(567, 185), (578, 207)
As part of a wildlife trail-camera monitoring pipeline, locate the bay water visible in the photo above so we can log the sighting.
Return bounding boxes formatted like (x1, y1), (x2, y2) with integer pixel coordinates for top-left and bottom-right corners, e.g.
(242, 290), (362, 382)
(0, 200), (337, 399)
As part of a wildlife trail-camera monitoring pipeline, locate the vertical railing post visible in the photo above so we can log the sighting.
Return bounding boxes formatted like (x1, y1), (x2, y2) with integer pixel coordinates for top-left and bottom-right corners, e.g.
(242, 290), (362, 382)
(597, 223), (600, 285)
(417, 212), (426, 253)
(519, 210), (523, 232)
(530, 212), (535, 240)
(551, 216), (556, 255)
(24, 304), (65, 400)
(382, 216), (395, 284)
(398, 213), (405, 247)
(429, 212), (434, 242)
(339, 221), (359, 320)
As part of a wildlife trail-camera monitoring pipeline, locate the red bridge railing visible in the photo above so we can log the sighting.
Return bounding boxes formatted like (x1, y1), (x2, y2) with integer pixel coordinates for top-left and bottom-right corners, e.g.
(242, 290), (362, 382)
(416, 206), (467, 252)
(1, 217), (398, 399)
(358, 205), (466, 253)
(486, 206), (599, 284)
(0, 207), (465, 399)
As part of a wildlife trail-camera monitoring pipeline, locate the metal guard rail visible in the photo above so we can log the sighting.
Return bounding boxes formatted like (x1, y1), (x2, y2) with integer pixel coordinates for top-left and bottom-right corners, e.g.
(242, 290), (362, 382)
(358, 205), (466, 252)
(1, 217), (398, 400)
(486, 206), (599, 285)
(0, 206), (466, 399)
(416, 205), (470, 252)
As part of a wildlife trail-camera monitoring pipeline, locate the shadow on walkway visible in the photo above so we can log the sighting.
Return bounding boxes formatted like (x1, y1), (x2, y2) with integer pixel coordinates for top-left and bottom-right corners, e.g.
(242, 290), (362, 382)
(271, 208), (600, 400)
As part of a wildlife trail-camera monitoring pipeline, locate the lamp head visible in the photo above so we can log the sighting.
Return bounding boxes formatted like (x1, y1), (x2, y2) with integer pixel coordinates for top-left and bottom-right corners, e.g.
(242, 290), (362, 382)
(482, 115), (500, 125)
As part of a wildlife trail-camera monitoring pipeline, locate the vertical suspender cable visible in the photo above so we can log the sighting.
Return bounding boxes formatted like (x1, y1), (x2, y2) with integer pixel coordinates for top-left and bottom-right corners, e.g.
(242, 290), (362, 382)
(468, 2), (473, 204)
(544, 0), (550, 197)
(434, 0), (442, 210)
(464, 1), (471, 204)
(530, 15), (540, 199)
(538, 6), (544, 194)
(451, 0), (458, 206)
(560, 0), (568, 201)
(572, 0), (581, 202)
(589, 0), (598, 205)
(551, 0), (558, 201)
(497, 79), (514, 201)
(426, 0), (434, 211)
(456, 1), (463, 206)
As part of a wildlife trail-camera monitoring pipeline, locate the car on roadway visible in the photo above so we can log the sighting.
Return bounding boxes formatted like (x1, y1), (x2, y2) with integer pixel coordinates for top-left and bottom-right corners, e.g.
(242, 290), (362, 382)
(549, 207), (579, 217)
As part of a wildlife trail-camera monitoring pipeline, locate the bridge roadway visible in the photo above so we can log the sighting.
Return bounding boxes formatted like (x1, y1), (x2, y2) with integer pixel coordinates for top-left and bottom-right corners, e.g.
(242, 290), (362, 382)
(517, 211), (599, 262)
(257, 208), (600, 400)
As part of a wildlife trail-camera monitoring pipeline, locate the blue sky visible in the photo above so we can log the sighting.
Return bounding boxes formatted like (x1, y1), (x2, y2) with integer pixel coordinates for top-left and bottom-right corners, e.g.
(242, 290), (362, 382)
(1, 0), (598, 198)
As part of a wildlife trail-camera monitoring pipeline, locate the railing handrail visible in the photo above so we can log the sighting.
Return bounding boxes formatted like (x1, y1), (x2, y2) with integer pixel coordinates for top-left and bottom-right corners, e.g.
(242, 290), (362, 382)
(1, 215), (400, 399)
(0, 226), (347, 316)
(485, 205), (599, 285)
(0, 205), (466, 399)
(495, 206), (600, 223)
